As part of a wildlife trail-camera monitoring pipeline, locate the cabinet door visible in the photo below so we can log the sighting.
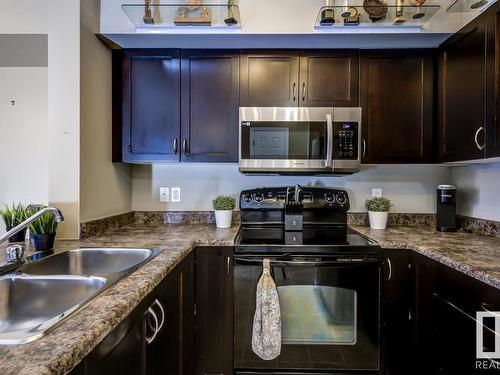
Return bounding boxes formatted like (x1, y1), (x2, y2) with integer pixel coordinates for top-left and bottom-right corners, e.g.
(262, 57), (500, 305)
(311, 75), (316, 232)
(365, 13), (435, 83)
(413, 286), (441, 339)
(181, 51), (239, 162)
(439, 17), (487, 161)
(360, 52), (434, 163)
(487, 3), (500, 157)
(299, 51), (359, 107)
(381, 249), (414, 375)
(149, 253), (194, 375)
(240, 52), (299, 107)
(86, 311), (148, 375)
(195, 247), (233, 375)
(122, 50), (181, 162)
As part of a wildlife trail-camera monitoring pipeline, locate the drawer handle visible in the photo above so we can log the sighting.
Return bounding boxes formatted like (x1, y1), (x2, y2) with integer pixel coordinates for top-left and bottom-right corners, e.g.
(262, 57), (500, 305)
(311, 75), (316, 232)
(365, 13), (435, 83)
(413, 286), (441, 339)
(154, 299), (165, 331)
(146, 307), (159, 344)
(474, 126), (485, 151)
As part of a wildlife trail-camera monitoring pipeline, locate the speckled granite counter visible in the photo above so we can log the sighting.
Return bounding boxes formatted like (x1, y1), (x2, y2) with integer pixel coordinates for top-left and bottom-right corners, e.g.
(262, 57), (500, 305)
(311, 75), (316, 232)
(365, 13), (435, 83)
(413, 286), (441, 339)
(0, 224), (238, 375)
(353, 226), (500, 290)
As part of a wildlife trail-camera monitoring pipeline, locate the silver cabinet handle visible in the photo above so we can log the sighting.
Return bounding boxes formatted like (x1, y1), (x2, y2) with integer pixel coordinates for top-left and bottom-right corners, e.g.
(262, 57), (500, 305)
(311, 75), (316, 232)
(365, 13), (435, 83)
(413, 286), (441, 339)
(292, 82), (296, 101)
(154, 299), (165, 331)
(145, 307), (159, 344)
(182, 138), (188, 155)
(474, 126), (485, 151)
(227, 256), (231, 276)
(362, 138), (367, 159)
(386, 258), (392, 281)
(302, 82), (306, 101)
(325, 113), (333, 168)
(173, 138), (178, 154)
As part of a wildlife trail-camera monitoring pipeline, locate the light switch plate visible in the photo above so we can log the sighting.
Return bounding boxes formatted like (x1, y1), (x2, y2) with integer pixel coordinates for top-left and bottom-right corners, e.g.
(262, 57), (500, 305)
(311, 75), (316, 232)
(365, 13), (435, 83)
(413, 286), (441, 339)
(160, 187), (169, 202)
(171, 187), (181, 202)
(372, 188), (383, 198)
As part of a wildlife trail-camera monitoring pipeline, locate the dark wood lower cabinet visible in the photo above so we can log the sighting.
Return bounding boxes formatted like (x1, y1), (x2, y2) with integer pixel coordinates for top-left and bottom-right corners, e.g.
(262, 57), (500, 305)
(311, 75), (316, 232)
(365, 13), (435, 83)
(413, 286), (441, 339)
(194, 247), (233, 375)
(70, 252), (194, 375)
(383, 250), (500, 375)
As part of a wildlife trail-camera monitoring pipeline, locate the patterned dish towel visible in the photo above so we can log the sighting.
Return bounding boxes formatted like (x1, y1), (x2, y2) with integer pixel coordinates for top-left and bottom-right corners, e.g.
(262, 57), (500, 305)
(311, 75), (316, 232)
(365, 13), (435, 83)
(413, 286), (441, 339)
(252, 258), (282, 360)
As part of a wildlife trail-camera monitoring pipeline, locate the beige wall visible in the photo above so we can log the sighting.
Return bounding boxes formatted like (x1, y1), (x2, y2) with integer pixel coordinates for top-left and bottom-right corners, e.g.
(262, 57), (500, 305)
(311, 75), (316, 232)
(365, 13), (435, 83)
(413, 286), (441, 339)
(132, 164), (452, 213)
(80, 0), (132, 223)
(47, 0), (81, 239)
(451, 162), (500, 221)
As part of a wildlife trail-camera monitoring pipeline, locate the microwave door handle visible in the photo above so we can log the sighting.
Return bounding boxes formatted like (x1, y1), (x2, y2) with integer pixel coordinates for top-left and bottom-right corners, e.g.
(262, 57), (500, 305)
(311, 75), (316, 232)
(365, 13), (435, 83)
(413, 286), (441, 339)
(325, 114), (333, 168)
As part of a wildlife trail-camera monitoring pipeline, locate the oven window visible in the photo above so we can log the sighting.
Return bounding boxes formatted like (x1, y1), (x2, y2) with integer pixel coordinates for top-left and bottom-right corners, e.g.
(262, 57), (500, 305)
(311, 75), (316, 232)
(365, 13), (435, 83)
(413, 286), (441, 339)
(279, 285), (356, 345)
(241, 121), (326, 159)
(234, 259), (379, 371)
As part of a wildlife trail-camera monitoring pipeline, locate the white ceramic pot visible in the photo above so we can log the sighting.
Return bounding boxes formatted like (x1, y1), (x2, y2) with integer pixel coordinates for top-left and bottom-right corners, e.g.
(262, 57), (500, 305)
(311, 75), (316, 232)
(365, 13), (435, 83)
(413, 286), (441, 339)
(368, 211), (389, 230)
(215, 210), (233, 228)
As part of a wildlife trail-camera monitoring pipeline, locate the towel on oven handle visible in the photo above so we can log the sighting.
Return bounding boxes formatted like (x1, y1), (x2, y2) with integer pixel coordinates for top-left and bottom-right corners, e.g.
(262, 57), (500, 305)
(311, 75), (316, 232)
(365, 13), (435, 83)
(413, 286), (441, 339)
(252, 258), (281, 360)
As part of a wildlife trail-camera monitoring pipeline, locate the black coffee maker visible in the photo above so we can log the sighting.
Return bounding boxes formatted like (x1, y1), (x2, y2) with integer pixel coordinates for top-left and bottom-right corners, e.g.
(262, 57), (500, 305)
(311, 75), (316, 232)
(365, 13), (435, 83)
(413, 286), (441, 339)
(436, 185), (457, 232)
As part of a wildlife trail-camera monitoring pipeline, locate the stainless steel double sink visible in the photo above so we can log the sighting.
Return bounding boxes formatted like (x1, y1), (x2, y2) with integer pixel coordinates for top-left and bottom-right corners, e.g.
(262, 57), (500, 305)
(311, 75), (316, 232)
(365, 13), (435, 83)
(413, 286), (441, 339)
(0, 248), (161, 345)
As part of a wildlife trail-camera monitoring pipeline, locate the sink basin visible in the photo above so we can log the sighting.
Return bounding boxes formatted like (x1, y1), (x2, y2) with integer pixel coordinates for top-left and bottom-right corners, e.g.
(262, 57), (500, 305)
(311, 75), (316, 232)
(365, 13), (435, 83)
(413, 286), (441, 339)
(0, 274), (106, 344)
(18, 248), (157, 276)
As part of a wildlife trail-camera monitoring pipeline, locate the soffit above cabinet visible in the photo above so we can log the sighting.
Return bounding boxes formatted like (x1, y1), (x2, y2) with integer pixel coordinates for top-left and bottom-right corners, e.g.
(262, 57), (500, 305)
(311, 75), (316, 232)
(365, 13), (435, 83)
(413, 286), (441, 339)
(100, 0), (497, 48)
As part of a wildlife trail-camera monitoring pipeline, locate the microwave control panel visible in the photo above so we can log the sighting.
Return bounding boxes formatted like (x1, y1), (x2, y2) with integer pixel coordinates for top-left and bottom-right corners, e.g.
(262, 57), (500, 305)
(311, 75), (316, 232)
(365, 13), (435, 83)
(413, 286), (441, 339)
(333, 122), (359, 160)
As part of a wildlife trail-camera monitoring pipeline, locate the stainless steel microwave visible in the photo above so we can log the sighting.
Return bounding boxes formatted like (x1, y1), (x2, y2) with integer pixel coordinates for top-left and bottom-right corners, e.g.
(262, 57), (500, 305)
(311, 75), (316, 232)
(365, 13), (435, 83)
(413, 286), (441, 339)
(239, 107), (362, 175)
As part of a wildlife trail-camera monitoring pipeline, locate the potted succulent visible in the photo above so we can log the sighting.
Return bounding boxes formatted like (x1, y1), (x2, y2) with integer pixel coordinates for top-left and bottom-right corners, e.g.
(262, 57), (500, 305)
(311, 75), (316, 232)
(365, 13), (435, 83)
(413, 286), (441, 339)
(29, 209), (59, 251)
(365, 197), (393, 230)
(212, 196), (236, 229)
(0, 203), (28, 242)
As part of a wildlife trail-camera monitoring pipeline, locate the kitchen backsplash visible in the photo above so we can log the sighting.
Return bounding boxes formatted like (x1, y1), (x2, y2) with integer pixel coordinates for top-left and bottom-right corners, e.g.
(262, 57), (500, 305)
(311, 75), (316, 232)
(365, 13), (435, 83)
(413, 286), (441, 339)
(132, 164), (450, 213)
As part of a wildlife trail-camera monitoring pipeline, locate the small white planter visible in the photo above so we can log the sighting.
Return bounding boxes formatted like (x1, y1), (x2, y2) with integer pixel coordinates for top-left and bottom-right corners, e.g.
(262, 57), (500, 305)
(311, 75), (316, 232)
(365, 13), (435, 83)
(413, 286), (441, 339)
(215, 210), (233, 228)
(368, 211), (389, 230)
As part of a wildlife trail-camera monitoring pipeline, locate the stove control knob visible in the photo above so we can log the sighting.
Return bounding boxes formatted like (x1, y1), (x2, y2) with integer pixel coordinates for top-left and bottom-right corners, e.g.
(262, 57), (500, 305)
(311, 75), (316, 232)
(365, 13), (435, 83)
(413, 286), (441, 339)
(254, 193), (264, 203)
(324, 193), (335, 204)
(336, 193), (347, 205)
(243, 194), (253, 203)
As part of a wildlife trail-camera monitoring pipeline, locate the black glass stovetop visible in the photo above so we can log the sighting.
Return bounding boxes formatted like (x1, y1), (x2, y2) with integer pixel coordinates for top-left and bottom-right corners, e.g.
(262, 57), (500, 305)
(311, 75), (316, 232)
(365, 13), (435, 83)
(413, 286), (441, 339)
(235, 225), (380, 255)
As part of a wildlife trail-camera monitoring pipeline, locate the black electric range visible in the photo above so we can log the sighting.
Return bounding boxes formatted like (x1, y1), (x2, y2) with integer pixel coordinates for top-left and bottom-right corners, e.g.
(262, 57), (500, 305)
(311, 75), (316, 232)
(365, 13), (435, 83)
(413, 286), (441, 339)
(233, 186), (382, 374)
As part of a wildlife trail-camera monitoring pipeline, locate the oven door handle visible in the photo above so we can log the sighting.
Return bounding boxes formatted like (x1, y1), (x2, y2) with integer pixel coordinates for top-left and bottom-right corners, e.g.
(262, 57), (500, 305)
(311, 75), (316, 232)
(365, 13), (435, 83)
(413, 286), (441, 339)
(234, 256), (378, 267)
(325, 113), (333, 168)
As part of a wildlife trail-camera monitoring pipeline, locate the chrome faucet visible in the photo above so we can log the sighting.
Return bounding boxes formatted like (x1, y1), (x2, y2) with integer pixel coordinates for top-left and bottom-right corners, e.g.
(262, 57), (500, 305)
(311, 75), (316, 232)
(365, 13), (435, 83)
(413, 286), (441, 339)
(1, 207), (64, 261)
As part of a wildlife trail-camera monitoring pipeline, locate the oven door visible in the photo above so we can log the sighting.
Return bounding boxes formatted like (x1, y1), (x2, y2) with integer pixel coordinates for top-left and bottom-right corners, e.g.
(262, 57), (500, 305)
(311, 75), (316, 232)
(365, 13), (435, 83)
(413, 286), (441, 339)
(234, 255), (380, 372)
(239, 107), (334, 174)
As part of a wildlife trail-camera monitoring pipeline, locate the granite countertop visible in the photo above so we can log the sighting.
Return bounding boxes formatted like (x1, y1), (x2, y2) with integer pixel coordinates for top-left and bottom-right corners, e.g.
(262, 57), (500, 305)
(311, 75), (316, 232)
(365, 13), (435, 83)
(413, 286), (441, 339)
(353, 225), (500, 289)
(0, 223), (239, 375)
(0, 223), (499, 375)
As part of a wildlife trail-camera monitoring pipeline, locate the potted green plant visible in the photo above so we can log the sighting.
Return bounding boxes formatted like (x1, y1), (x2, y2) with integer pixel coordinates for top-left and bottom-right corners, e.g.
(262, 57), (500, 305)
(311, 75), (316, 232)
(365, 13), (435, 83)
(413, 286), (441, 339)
(212, 196), (236, 228)
(29, 209), (59, 251)
(0, 203), (28, 242)
(365, 197), (393, 230)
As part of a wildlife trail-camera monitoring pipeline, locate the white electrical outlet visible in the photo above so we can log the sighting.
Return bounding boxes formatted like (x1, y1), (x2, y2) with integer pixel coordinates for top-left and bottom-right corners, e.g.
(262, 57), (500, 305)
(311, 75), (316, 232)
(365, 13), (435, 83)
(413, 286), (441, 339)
(160, 187), (169, 203)
(171, 187), (181, 202)
(372, 188), (383, 198)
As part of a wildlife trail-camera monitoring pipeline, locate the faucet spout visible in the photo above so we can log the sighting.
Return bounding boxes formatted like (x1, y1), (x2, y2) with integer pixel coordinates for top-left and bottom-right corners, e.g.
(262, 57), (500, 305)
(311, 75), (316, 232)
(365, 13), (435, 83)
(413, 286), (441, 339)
(0, 206), (64, 245)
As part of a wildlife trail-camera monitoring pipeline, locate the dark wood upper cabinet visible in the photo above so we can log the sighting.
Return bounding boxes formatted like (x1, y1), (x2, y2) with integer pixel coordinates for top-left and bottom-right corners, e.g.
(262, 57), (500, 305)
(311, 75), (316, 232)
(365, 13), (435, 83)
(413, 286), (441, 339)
(240, 51), (300, 107)
(360, 52), (434, 163)
(299, 51), (359, 106)
(439, 17), (487, 162)
(487, 2), (500, 158)
(122, 50), (181, 163)
(195, 247), (233, 375)
(181, 51), (239, 162)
